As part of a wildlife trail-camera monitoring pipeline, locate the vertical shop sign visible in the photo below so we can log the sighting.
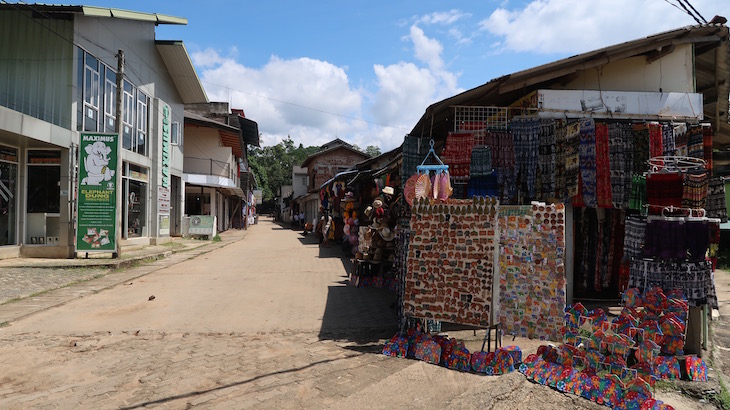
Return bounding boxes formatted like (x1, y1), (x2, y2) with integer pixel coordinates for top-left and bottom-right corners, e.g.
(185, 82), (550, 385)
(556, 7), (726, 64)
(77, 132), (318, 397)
(161, 105), (170, 189)
(77, 133), (118, 252)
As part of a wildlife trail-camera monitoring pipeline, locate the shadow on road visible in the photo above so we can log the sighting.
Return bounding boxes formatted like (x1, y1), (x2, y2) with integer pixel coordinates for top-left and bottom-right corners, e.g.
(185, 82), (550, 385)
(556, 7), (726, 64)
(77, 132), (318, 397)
(118, 353), (367, 409)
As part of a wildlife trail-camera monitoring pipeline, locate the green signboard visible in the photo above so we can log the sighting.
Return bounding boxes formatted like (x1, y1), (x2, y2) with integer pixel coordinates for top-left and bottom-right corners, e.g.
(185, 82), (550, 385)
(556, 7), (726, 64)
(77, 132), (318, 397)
(76, 133), (118, 252)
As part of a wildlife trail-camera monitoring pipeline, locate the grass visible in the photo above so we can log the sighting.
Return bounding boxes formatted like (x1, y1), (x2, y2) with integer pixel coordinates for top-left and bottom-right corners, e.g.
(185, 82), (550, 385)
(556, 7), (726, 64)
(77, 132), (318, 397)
(212, 235), (221, 242)
(717, 377), (730, 410)
(160, 241), (184, 248)
(0, 321), (8, 328)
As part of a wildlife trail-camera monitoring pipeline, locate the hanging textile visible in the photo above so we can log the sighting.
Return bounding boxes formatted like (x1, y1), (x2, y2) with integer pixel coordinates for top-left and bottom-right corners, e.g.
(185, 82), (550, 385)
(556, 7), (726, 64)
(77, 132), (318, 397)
(609, 209), (626, 288)
(565, 121), (581, 200)
(632, 123), (650, 175)
(628, 259), (717, 308)
(538, 119), (556, 201)
(706, 177), (728, 222)
(687, 125), (704, 161)
(467, 172), (499, 198)
(623, 216), (647, 262)
(648, 122), (663, 158)
(512, 117), (540, 199)
(646, 172), (683, 211)
(709, 220), (721, 270)
(470, 146), (492, 177)
(608, 123), (627, 208)
(440, 132), (473, 178)
(674, 123), (688, 157)
(578, 119), (597, 207)
(629, 175), (647, 212)
(554, 120), (568, 201)
(662, 123), (676, 156)
(681, 172), (709, 209)
(686, 220), (710, 262)
(594, 122), (612, 208)
(487, 129), (516, 203)
(703, 124), (713, 171)
(577, 208), (599, 293)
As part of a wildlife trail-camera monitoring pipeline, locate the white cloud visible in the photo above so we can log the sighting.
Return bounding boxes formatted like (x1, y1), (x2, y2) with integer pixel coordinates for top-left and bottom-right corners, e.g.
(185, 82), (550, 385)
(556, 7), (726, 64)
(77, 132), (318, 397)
(408, 25), (445, 71)
(479, 0), (730, 54)
(418, 9), (471, 25)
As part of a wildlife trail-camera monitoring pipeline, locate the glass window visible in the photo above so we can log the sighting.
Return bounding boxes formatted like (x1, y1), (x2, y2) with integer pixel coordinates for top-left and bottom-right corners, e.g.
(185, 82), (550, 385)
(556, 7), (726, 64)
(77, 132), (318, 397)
(185, 191), (210, 216)
(122, 81), (134, 150)
(136, 92), (148, 155)
(0, 145), (18, 246)
(104, 67), (117, 133)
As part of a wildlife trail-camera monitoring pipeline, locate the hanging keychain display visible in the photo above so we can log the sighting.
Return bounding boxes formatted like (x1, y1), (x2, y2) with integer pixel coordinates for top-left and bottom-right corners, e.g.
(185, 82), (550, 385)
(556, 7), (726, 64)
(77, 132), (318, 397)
(414, 139), (453, 201)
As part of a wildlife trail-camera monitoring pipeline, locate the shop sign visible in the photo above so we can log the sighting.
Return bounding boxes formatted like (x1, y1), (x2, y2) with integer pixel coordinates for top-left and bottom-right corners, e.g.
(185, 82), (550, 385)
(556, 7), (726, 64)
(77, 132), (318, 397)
(157, 186), (170, 214)
(188, 215), (215, 236)
(76, 133), (118, 252)
(159, 214), (170, 236)
(161, 104), (171, 189)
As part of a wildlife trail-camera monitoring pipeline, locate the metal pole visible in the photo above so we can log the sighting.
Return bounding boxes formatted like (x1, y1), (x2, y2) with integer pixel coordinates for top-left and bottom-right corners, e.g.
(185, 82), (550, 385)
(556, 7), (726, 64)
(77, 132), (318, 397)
(113, 49), (124, 258)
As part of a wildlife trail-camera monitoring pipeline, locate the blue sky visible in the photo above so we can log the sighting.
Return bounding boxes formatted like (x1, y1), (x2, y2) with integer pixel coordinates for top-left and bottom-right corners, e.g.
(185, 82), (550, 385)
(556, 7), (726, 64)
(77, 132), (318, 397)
(62, 1), (730, 150)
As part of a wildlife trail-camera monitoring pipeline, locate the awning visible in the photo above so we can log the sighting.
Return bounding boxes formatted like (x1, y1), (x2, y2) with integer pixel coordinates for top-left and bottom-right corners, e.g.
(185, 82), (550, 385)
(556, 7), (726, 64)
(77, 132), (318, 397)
(184, 173), (244, 197)
(319, 169), (358, 190)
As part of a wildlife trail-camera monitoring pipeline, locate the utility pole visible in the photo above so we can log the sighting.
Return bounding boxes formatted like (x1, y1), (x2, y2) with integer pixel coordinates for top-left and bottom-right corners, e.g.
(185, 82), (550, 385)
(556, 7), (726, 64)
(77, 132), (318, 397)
(113, 49), (124, 258)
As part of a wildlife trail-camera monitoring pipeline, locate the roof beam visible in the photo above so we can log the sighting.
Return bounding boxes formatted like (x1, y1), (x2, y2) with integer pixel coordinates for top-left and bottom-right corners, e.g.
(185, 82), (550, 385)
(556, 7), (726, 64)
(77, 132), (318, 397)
(646, 44), (675, 64)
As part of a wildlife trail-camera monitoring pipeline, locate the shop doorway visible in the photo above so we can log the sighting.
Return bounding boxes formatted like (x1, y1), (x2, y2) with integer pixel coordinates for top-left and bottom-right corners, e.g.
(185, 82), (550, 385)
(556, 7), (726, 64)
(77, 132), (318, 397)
(170, 176), (181, 236)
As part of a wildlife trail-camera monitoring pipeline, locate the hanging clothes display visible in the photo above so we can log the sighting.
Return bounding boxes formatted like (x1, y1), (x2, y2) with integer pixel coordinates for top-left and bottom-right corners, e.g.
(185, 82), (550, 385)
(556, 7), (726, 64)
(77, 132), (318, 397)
(402, 135), (428, 185)
(564, 121), (581, 200)
(594, 122), (612, 208)
(646, 172), (684, 211)
(648, 122), (663, 158)
(632, 123), (650, 174)
(608, 122), (632, 209)
(512, 117), (540, 199)
(705, 177), (728, 222)
(622, 215), (647, 262)
(627, 259), (717, 309)
(703, 124), (713, 170)
(554, 120), (568, 201)
(538, 119), (556, 201)
(681, 172), (709, 209)
(662, 123), (676, 157)
(441, 132), (474, 178)
(578, 119), (597, 207)
(687, 125), (704, 161)
(469, 146), (492, 177)
(674, 123), (688, 157)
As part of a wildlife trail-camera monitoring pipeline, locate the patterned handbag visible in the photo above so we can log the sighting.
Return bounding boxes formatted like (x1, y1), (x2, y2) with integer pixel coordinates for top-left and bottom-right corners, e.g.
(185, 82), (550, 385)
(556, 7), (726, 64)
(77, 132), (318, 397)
(382, 334), (409, 358)
(686, 356), (708, 381)
(500, 345), (522, 365)
(494, 349), (515, 375)
(653, 356), (681, 380)
(471, 351), (495, 373)
(414, 337), (441, 364)
(446, 344), (471, 371)
(661, 336), (685, 355)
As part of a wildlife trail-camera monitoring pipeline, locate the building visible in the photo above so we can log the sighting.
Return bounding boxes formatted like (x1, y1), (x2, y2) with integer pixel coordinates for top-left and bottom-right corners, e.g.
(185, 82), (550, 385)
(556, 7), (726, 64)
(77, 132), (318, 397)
(0, 4), (207, 258)
(293, 139), (369, 225)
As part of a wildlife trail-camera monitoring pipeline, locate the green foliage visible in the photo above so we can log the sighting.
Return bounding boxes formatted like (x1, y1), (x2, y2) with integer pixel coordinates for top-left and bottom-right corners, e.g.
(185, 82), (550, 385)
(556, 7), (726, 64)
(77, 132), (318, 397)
(248, 136), (319, 202)
(365, 145), (381, 157)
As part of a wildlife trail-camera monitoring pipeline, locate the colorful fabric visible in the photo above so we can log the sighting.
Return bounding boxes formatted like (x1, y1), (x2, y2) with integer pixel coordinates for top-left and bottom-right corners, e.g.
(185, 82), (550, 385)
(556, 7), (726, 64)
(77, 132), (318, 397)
(648, 122), (663, 158)
(471, 351), (495, 373)
(661, 336), (685, 355)
(538, 119), (557, 201)
(635, 340), (660, 363)
(662, 123), (676, 156)
(623, 288), (643, 307)
(646, 172), (683, 211)
(413, 337), (441, 364)
(628, 259), (717, 308)
(703, 124), (713, 170)
(564, 121), (581, 200)
(512, 117), (541, 199)
(674, 123), (688, 156)
(500, 345), (522, 365)
(578, 119), (597, 207)
(608, 122), (633, 208)
(623, 216), (647, 262)
(595, 122), (612, 208)
(441, 132), (474, 178)
(653, 356), (681, 380)
(682, 172), (709, 209)
(687, 124), (704, 161)
(629, 175), (647, 212)
(382, 335), (409, 357)
(470, 146), (493, 177)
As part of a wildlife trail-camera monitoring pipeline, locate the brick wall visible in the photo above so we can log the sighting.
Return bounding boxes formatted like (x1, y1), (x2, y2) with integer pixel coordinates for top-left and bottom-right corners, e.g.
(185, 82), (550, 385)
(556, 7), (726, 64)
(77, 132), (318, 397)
(308, 148), (368, 191)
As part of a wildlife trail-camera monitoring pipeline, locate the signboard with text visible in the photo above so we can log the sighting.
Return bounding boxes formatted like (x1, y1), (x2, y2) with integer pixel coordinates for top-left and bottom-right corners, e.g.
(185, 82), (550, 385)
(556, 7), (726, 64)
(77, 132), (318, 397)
(76, 133), (118, 252)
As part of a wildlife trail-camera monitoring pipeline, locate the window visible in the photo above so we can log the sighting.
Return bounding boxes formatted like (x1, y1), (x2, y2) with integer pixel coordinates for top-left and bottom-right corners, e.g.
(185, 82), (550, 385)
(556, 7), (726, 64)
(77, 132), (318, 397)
(83, 54), (100, 132)
(104, 67), (117, 132)
(122, 81), (134, 151)
(171, 121), (181, 146)
(122, 162), (148, 238)
(185, 191), (210, 215)
(136, 92), (148, 155)
(26, 151), (61, 213)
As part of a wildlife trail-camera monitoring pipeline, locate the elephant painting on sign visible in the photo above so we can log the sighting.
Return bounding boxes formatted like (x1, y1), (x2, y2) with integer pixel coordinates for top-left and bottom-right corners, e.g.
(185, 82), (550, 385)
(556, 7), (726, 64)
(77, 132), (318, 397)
(81, 141), (115, 185)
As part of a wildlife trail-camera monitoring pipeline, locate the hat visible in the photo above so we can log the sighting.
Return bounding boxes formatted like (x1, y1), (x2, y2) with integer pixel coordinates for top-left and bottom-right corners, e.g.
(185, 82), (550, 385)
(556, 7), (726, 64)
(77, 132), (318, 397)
(372, 199), (383, 208)
(380, 226), (395, 241)
(364, 206), (373, 218)
(382, 186), (394, 196)
(343, 191), (356, 202)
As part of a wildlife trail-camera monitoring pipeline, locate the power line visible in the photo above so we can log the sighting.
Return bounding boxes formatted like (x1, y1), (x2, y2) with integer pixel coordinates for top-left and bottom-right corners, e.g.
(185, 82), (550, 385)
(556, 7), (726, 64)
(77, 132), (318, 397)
(672, 0), (703, 24)
(678, 0), (707, 24)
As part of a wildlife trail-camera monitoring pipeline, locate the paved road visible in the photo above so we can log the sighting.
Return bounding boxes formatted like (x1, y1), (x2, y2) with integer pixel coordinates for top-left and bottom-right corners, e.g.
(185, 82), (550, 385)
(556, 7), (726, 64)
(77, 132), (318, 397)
(0, 218), (716, 409)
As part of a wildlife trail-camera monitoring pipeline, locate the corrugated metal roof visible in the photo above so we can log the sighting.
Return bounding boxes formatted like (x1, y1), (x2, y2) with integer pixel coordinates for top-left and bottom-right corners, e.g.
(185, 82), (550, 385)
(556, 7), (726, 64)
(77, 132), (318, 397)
(0, 4), (188, 25)
(409, 24), (730, 154)
(156, 41), (208, 104)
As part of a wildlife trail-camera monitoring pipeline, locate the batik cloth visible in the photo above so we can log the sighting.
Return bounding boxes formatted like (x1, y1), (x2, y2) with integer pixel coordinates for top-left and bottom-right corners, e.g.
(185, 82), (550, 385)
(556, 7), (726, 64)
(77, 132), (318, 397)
(579, 119), (597, 207)
(648, 122), (663, 158)
(470, 146), (493, 177)
(402, 135), (429, 185)
(538, 119), (556, 201)
(682, 172), (709, 209)
(595, 122), (612, 208)
(687, 125), (704, 161)
(554, 120), (568, 201)
(623, 216), (646, 262)
(706, 177), (728, 222)
(703, 124), (713, 170)
(441, 132), (473, 178)
(632, 123), (650, 175)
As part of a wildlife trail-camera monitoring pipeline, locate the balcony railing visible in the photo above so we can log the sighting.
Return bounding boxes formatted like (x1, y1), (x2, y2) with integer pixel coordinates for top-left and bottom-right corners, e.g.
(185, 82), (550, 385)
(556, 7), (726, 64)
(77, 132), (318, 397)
(184, 156), (237, 181)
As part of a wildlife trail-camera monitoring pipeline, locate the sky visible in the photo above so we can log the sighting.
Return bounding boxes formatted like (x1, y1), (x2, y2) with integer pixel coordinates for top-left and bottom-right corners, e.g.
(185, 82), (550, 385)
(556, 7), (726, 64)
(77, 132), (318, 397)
(53, 1), (730, 151)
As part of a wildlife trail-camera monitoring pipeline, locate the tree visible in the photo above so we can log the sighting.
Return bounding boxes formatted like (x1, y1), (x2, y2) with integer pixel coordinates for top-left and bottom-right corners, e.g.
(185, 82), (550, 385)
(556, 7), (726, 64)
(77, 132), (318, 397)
(247, 136), (318, 204)
(365, 145), (381, 157)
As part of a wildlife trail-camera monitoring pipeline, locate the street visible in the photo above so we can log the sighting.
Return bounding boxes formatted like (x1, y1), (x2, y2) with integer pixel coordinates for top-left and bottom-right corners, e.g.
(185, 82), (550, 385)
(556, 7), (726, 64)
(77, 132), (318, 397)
(0, 218), (716, 409)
